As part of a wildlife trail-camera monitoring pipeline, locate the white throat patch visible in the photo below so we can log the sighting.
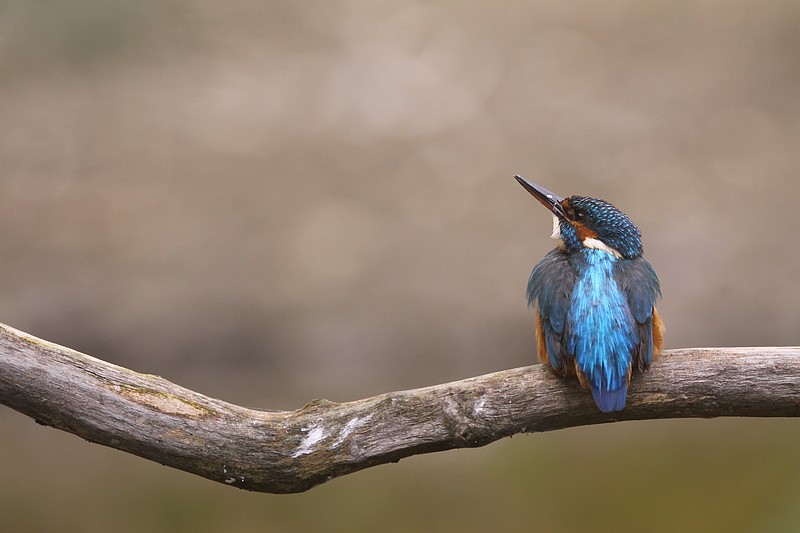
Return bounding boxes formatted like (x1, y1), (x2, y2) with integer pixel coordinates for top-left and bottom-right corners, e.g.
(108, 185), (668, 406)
(550, 215), (561, 240)
(582, 237), (622, 258)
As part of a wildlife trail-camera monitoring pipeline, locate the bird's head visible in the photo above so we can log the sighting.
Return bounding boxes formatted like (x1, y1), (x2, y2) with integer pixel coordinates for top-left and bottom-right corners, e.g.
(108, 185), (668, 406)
(515, 174), (643, 259)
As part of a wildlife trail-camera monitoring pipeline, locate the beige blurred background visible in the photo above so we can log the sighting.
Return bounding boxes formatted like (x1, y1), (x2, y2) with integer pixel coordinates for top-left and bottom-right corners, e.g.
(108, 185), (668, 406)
(2, 1), (800, 531)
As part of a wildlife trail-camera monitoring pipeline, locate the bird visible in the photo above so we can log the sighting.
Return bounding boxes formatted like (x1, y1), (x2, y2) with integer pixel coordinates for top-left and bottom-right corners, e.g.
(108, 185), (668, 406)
(514, 174), (664, 412)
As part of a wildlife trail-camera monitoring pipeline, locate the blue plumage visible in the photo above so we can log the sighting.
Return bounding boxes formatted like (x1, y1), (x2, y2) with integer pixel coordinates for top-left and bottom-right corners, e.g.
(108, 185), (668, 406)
(526, 249), (575, 371)
(516, 175), (664, 412)
(566, 249), (637, 403)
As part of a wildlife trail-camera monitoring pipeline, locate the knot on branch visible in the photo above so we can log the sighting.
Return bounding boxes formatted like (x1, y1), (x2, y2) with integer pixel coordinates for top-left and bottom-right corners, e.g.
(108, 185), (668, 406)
(441, 392), (496, 447)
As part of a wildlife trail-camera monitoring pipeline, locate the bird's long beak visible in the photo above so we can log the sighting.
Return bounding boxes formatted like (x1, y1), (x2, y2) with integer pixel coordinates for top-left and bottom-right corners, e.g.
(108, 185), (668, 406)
(514, 175), (567, 219)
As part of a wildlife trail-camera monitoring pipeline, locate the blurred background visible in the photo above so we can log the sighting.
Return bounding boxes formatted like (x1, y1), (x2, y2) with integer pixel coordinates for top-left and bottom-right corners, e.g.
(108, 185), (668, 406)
(2, 1), (800, 531)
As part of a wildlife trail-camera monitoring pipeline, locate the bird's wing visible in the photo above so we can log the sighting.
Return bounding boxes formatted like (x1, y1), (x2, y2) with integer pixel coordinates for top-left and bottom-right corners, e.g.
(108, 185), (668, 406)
(527, 248), (577, 373)
(614, 256), (663, 369)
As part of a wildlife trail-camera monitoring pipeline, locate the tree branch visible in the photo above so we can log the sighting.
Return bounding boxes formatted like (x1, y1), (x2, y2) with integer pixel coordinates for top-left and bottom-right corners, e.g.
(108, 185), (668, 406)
(0, 323), (798, 493)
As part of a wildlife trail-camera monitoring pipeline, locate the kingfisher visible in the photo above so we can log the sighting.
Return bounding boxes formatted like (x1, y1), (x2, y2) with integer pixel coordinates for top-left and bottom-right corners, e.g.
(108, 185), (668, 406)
(515, 174), (664, 412)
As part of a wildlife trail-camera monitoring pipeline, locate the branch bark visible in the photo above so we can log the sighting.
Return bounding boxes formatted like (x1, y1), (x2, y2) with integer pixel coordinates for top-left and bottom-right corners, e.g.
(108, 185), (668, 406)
(0, 323), (798, 493)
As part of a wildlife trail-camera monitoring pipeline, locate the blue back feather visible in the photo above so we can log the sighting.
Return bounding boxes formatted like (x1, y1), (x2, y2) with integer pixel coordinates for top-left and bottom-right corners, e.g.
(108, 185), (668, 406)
(527, 247), (661, 412)
(566, 249), (637, 398)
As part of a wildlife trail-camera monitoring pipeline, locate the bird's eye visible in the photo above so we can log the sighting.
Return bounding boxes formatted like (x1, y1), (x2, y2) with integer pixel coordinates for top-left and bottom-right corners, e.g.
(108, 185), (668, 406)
(574, 211), (585, 222)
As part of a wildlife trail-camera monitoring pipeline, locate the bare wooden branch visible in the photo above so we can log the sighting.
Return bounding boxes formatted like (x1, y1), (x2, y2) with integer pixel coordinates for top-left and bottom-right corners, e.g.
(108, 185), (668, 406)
(0, 323), (798, 493)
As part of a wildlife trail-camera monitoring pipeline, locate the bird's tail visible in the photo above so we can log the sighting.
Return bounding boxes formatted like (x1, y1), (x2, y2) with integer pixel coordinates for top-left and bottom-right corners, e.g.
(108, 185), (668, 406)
(589, 384), (627, 412)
